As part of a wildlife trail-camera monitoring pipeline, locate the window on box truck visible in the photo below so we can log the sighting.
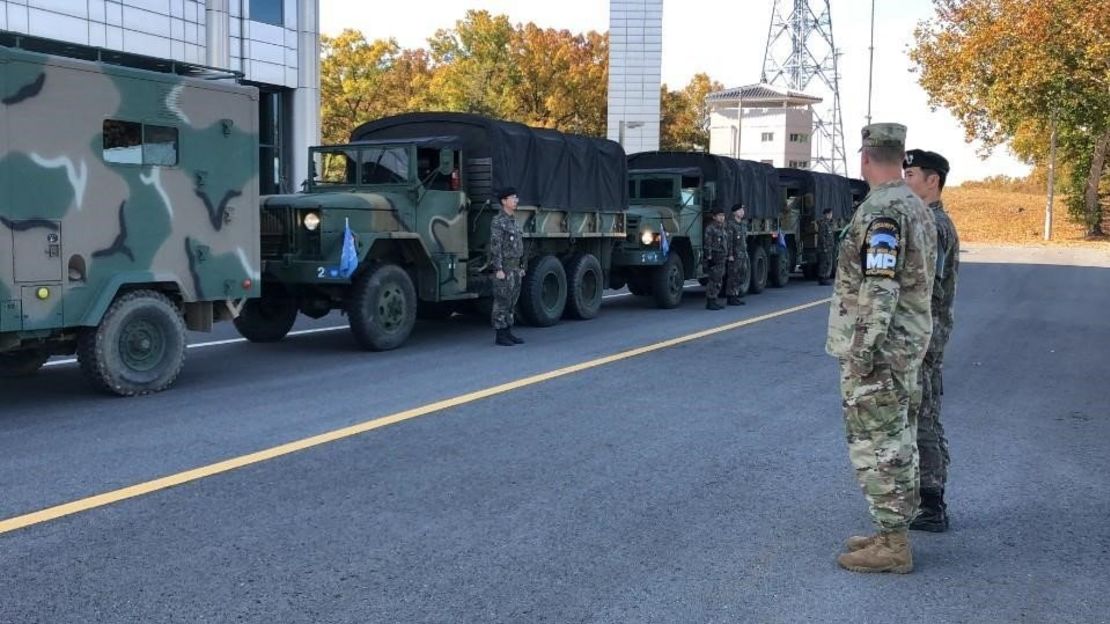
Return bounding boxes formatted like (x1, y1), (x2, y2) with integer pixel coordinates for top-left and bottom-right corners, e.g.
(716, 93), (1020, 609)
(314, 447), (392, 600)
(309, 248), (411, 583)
(103, 120), (177, 166)
(680, 175), (699, 207)
(317, 150), (358, 185)
(359, 147), (410, 184)
(639, 177), (676, 199)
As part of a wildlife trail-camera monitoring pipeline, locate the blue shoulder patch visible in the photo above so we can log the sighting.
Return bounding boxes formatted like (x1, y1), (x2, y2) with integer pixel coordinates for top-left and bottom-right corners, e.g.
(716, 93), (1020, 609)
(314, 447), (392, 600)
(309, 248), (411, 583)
(862, 217), (900, 278)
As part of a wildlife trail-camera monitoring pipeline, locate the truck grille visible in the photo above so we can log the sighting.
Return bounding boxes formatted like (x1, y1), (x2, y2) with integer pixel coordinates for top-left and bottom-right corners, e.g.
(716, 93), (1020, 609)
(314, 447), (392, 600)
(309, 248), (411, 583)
(260, 205), (293, 258)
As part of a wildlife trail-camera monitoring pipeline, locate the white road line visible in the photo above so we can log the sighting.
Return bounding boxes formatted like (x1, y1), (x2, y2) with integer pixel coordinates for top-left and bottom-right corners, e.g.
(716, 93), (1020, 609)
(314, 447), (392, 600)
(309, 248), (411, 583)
(42, 282), (704, 368)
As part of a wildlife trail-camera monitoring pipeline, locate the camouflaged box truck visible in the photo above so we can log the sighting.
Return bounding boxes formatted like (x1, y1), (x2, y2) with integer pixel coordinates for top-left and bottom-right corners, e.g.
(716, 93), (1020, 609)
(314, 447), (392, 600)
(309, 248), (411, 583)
(612, 152), (785, 308)
(0, 35), (259, 395)
(237, 112), (627, 351)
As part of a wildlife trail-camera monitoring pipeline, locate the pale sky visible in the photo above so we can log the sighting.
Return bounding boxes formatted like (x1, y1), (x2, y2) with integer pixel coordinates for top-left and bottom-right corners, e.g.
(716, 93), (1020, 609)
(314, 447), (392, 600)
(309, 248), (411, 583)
(319, 0), (1031, 184)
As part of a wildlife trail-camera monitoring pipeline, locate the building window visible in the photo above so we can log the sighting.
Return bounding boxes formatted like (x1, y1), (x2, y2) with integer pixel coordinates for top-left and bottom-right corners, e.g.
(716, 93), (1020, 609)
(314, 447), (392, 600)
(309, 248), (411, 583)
(788, 160), (809, 169)
(789, 133), (809, 143)
(103, 120), (178, 166)
(258, 91), (286, 194)
(761, 132), (774, 142)
(250, 0), (284, 26)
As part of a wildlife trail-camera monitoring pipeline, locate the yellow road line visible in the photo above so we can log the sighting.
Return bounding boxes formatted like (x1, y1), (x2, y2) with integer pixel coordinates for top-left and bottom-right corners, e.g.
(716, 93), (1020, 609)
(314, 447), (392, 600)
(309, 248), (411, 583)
(0, 297), (831, 536)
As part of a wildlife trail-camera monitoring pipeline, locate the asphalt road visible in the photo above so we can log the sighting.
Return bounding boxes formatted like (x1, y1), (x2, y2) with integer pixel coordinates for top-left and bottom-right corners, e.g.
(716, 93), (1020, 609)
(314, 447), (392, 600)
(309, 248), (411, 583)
(1, 247), (1108, 623)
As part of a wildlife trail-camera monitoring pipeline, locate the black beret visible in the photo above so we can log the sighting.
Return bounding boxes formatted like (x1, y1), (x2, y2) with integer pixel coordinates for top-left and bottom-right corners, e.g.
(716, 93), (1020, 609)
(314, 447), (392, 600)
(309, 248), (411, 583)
(495, 187), (518, 201)
(903, 149), (950, 175)
(730, 203), (745, 212)
(710, 205), (725, 215)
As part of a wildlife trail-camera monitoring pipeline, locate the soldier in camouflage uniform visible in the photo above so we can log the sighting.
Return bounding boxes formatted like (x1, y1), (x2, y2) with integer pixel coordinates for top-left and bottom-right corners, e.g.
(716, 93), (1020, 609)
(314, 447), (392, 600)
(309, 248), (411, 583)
(827, 123), (937, 574)
(903, 149), (960, 532)
(817, 207), (836, 285)
(724, 204), (749, 306)
(490, 187), (525, 346)
(703, 205), (729, 310)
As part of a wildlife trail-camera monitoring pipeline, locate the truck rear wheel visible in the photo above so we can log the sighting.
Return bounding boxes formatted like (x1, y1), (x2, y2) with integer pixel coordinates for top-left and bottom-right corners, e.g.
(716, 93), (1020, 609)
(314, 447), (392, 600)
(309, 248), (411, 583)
(768, 248), (791, 288)
(520, 254), (567, 327)
(0, 350), (49, 377)
(651, 253), (685, 309)
(748, 245), (769, 294)
(234, 287), (298, 342)
(563, 253), (603, 320)
(77, 290), (187, 396)
(347, 263), (417, 351)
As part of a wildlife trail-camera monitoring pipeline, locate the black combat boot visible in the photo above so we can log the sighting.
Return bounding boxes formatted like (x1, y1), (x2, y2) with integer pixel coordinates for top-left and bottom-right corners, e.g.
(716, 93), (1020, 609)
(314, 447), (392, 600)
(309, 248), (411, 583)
(727, 296), (746, 306)
(495, 328), (515, 346)
(910, 489), (949, 532)
(507, 328), (524, 344)
(706, 298), (724, 310)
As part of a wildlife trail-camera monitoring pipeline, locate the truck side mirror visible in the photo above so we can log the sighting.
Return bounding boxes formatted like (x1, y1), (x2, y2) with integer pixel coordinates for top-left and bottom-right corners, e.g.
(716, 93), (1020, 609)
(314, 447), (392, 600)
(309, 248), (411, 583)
(438, 148), (454, 176)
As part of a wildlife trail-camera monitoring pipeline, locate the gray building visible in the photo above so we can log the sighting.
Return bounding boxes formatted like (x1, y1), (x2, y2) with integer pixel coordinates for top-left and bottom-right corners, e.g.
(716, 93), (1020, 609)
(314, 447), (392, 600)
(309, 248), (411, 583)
(0, 0), (320, 193)
(606, 0), (661, 154)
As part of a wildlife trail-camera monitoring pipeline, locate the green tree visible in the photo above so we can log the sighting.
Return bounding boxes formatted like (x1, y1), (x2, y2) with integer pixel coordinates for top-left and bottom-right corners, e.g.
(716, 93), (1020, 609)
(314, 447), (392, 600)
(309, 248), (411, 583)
(912, 0), (1110, 235)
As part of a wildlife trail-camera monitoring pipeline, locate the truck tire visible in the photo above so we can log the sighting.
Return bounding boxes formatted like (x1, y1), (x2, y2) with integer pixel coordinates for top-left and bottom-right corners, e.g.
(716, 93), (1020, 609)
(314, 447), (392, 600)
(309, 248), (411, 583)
(651, 253), (685, 309)
(0, 350), (49, 377)
(769, 247), (791, 288)
(347, 263), (417, 351)
(520, 254), (567, 327)
(77, 290), (187, 396)
(748, 245), (769, 294)
(563, 253), (603, 320)
(234, 288), (298, 342)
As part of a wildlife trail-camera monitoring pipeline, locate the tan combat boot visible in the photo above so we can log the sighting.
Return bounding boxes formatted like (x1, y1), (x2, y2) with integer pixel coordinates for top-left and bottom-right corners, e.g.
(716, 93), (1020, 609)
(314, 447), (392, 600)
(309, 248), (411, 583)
(837, 531), (913, 573)
(845, 533), (880, 552)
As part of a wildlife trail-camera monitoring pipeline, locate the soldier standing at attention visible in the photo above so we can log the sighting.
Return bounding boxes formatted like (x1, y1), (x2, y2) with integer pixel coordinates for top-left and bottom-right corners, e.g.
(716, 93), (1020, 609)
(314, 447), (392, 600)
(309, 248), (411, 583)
(826, 123), (937, 574)
(903, 149), (959, 532)
(817, 207), (836, 286)
(490, 187), (525, 346)
(724, 204), (748, 306)
(703, 205), (729, 310)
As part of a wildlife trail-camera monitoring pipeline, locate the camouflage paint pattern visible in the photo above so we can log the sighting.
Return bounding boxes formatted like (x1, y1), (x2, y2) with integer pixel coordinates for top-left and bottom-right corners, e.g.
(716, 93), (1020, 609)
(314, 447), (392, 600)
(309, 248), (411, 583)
(702, 220), (729, 300)
(0, 45), (259, 350)
(917, 199), (960, 493)
(827, 179), (937, 532)
(725, 218), (749, 298)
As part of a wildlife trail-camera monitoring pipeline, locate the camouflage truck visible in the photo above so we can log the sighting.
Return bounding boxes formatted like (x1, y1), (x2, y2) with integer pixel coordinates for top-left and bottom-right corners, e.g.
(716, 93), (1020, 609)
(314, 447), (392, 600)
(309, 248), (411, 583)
(776, 168), (855, 281)
(0, 34), (259, 395)
(612, 152), (784, 308)
(237, 112), (627, 350)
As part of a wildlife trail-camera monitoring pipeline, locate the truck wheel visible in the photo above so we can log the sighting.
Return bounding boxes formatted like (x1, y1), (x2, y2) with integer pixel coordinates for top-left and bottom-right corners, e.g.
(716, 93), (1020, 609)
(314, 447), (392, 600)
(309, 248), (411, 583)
(347, 263), (417, 351)
(0, 350), (49, 377)
(564, 253), (603, 320)
(768, 248), (791, 288)
(234, 288), (298, 342)
(651, 253), (685, 309)
(520, 254), (567, 327)
(77, 290), (187, 396)
(748, 245), (769, 294)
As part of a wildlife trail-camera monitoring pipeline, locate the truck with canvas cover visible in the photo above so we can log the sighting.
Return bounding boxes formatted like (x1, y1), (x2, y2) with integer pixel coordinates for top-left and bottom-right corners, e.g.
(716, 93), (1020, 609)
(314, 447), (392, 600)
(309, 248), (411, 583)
(0, 33), (260, 395)
(615, 152), (784, 308)
(776, 167), (854, 281)
(241, 112), (627, 351)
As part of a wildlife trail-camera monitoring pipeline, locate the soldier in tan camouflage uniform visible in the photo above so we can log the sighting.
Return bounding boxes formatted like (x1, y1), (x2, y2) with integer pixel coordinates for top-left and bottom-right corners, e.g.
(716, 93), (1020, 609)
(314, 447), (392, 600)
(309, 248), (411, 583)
(817, 207), (836, 285)
(827, 123), (937, 574)
(490, 187), (525, 346)
(703, 205), (730, 310)
(724, 204), (749, 306)
(903, 149), (960, 532)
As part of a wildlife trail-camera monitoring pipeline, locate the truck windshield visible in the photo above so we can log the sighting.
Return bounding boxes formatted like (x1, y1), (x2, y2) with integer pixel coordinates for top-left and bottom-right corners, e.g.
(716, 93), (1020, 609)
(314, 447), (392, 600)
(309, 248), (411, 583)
(314, 147), (411, 187)
(637, 177), (676, 199)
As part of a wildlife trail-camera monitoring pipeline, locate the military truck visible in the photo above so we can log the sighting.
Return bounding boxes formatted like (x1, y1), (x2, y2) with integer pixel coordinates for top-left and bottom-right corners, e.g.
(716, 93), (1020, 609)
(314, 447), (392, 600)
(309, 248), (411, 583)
(237, 112), (627, 350)
(776, 168), (855, 280)
(0, 34), (260, 395)
(612, 152), (784, 308)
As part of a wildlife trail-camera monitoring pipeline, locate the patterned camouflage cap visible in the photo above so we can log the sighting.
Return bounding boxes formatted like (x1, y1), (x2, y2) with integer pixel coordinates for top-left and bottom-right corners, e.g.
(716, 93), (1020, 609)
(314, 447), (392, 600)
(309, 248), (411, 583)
(859, 123), (907, 152)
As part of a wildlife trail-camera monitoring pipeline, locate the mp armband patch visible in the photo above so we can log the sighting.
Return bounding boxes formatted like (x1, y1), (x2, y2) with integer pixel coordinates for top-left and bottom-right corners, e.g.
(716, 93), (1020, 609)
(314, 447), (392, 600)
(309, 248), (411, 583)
(861, 217), (900, 278)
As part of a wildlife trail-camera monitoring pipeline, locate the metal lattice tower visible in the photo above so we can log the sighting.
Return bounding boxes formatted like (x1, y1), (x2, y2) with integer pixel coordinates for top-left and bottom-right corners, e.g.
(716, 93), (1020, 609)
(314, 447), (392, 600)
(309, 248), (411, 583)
(760, 0), (847, 175)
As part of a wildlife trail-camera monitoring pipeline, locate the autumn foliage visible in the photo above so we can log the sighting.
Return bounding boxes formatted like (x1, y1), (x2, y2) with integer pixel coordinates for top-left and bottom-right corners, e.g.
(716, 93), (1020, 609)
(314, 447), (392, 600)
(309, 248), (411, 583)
(320, 10), (713, 151)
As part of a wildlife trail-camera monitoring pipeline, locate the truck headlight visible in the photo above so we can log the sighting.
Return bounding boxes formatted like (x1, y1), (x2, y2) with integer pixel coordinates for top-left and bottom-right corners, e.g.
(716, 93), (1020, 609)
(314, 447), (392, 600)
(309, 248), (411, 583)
(303, 211), (321, 231)
(640, 230), (654, 246)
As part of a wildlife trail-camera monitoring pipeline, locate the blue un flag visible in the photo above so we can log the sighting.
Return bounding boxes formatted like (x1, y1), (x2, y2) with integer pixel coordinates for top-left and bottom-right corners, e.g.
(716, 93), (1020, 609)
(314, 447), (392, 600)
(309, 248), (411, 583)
(660, 226), (670, 257)
(337, 218), (359, 278)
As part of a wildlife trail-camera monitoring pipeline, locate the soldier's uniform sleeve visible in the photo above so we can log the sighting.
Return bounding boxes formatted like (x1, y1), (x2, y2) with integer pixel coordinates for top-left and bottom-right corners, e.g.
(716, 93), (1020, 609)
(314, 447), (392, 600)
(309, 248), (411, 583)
(849, 211), (903, 366)
(490, 215), (505, 272)
(929, 214), (960, 353)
